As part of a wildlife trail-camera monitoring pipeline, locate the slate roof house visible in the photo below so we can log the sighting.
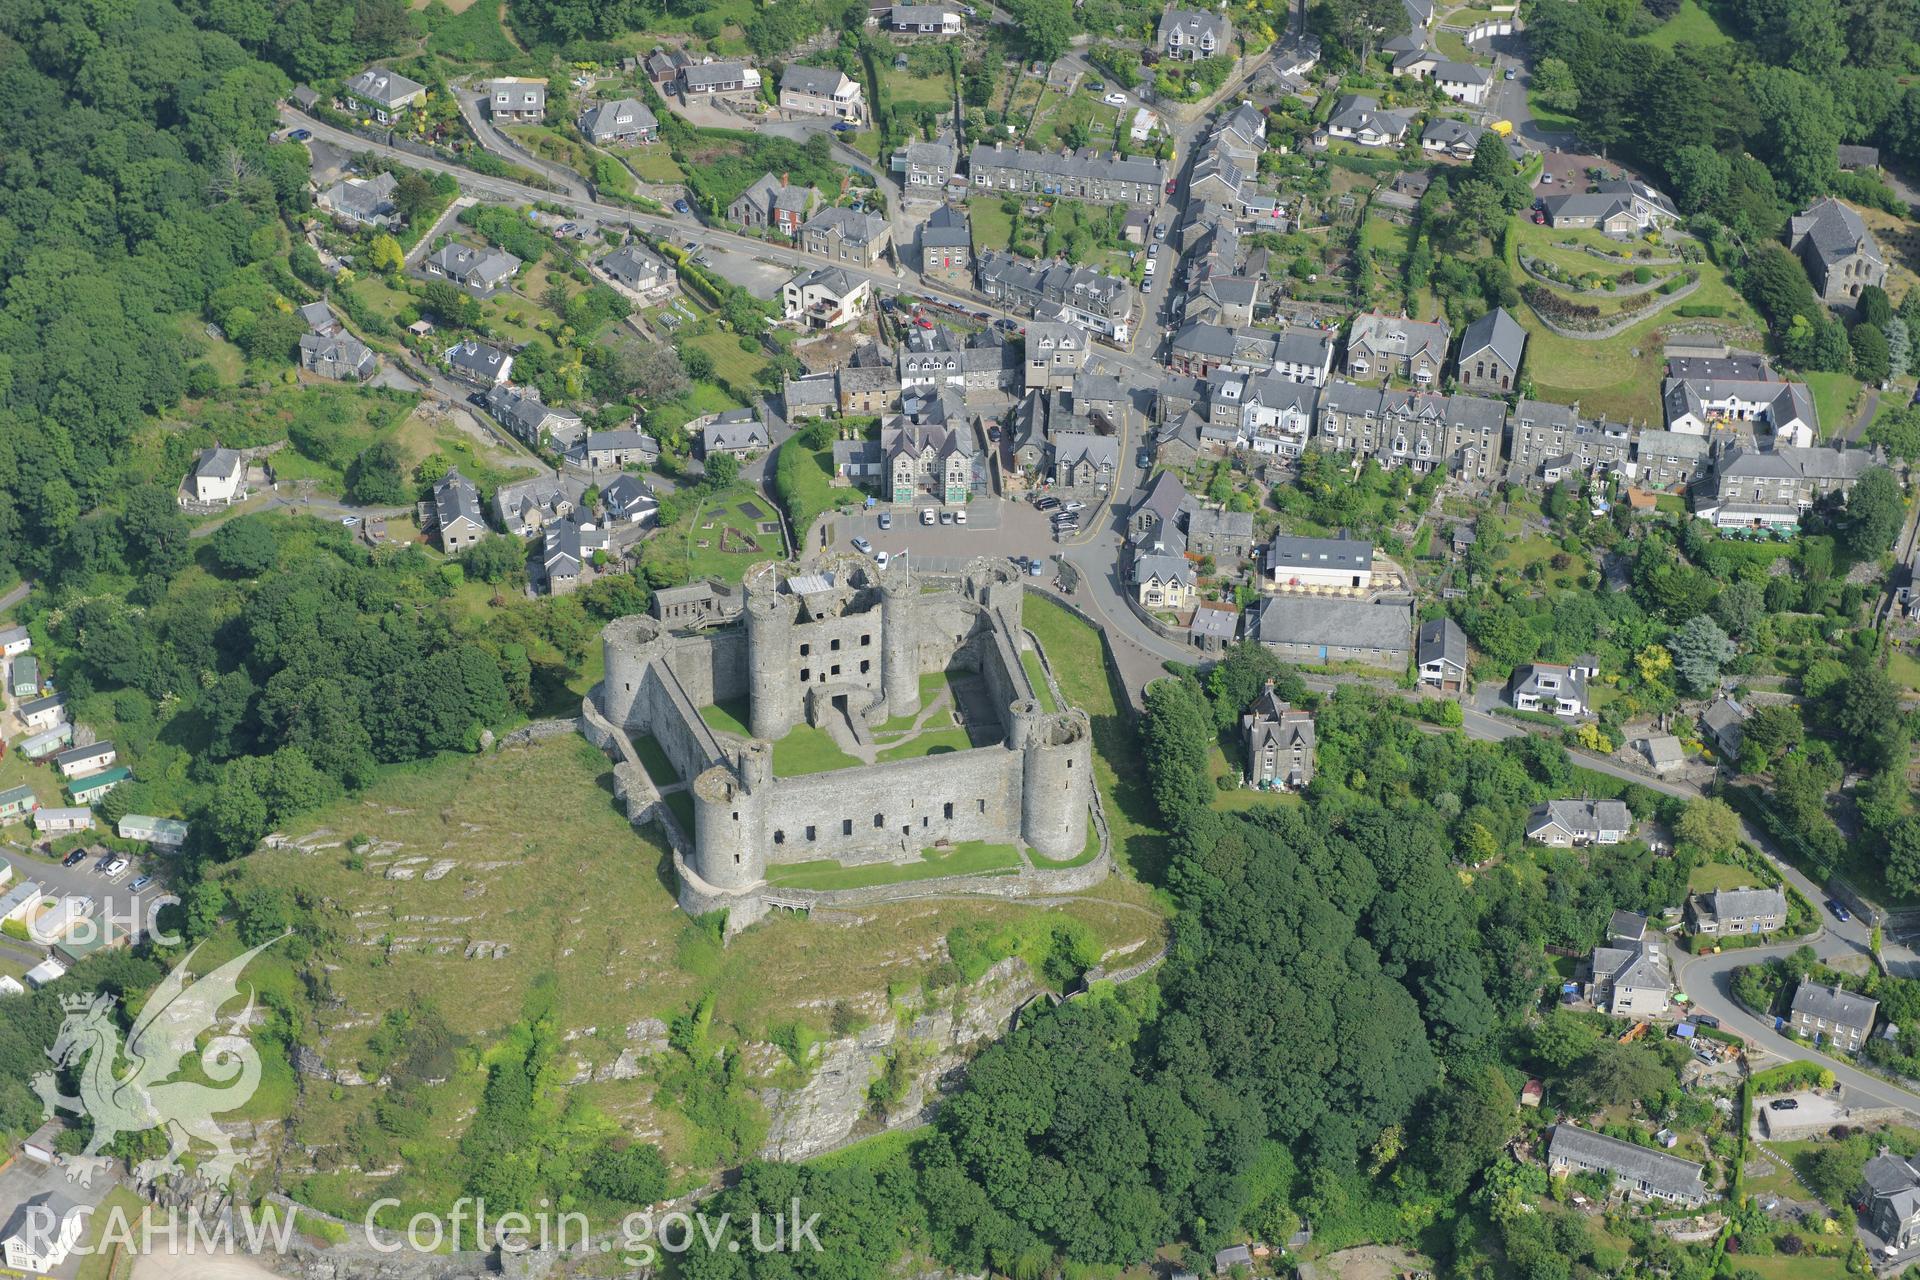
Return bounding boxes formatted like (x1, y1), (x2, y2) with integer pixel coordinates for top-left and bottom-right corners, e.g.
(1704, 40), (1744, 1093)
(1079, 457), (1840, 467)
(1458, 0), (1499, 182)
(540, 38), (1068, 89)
(1701, 695), (1748, 758)
(495, 473), (586, 537)
(900, 141), (961, 197)
(1507, 661), (1587, 717)
(1159, 6), (1230, 61)
(1546, 1126), (1709, 1206)
(1242, 681), (1315, 789)
(730, 173), (821, 235)
(1541, 179), (1680, 236)
(445, 339), (513, 386)
(597, 244), (673, 299)
(968, 142), (1166, 206)
(1687, 886), (1787, 936)
(1661, 375), (1817, 447)
(1255, 598), (1413, 670)
(876, 420), (979, 504)
(489, 77), (546, 122)
(1051, 432), (1118, 490)
(485, 383), (582, 448)
(976, 251), (1135, 343)
(1133, 552), (1198, 611)
(316, 171), (399, 227)
(1345, 313), (1450, 384)
(779, 64), (866, 123)
(542, 516), (611, 595)
(1313, 381), (1507, 480)
(1, 1190), (87, 1274)
(183, 447), (246, 507)
(579, 98), (658, 145)
(1189, 602), (1240, 652)
(701, 409), (770, 458)
(888, 4), (964, 33)
(1323, 96), (1413, 148)
(1456, 306), (1525, 392)
(1788, 197), (1887, 308)
(1186, 507), (1255, 562)
(583, 429), (661, 472)
(430, 468), (486, 554)
(1588, 910), (1670, 1016)
(425, 243), (522, 294)
(601, 474), (659, 524)
(1023, 320), (1089, 391)
(1527, 798), (1631, 846)
(1863, 1151), (1920, 1252)
(679, 61), (761, 98)
(1416, 616), (1468, 691)
(1131, 470), (1192, 542)
(1791, 980), (1877, 1050)
(800, 206), (893, 266)
(1693, 443), (1874, 532)
(300, 330), (377, 381)
(343, 67), (425, 123)
(783, 266), (871, 330)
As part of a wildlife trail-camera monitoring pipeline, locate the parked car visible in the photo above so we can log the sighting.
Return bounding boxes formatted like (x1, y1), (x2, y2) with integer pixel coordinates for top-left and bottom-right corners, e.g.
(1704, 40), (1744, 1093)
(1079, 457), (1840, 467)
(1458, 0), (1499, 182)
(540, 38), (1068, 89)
(557, 222), (577, 235)
(921, 508), (936, 525)
(1153, 223), (1166, 240)
(954, 509), (966, 524)
(1165, 179), (1178, 195)
(832, 121), (856, 132)
(673, 199), (692, 215)
(1138, 448), (1153, 468)
(1540, 173), (1555, 184)
(103, 856), (129, 878)
(1768, 1099), (1800, 1111)
(129, 875), (154, 893)
(339, 515), (359, 526)
(877, 511), (892, 530)
(1504, 67), (1516, 79)
(940, 510), (955, 525)
(1063, 500), (1085, 512)
(1826, 898), (1852, 922)
(1142, 277), (1153, 294)
(988, 425), (1002, 441)
(1103, 92), (1127, 106)
(1085, 78), (1105, 92)
(1147, 243), (1159, 258)
(62, 849), (87, 867)
(1532, 211), (1546, 224)
(1027, 556), (1046, 576)
(874, 551), (891, 570)
(1036, 497), (1060, 511)
(1693, 1014), (1721, 1029)
(288, 128), (312, 142)
(852, 536), (873, 554)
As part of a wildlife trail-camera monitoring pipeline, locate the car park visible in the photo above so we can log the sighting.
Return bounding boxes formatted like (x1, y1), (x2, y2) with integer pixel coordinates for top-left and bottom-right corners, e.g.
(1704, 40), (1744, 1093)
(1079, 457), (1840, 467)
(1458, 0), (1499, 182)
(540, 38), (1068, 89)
(129, 874), (154, 893)
(62, 849), (87, 867)
(921, 508), (936, 525)
(852, 536), (873, 554)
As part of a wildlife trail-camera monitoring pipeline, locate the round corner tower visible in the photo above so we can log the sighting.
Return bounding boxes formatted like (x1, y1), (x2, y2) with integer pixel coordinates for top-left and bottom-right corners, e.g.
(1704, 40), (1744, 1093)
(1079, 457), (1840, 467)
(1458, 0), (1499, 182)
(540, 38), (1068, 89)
(691, 740), (773, 891)
(601, 615), (666, 730)
(744, 582), (801, 741)
(880, 570), (920, 721)
(1018, 706), (1094, 858)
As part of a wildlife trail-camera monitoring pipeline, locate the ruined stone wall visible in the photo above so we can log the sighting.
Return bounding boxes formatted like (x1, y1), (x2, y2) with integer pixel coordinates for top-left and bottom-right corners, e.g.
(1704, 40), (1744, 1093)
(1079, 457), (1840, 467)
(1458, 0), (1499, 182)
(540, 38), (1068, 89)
(639, 659), (725, 786)
(661, 626), (748, 707)
(760, 744), (1027, 864)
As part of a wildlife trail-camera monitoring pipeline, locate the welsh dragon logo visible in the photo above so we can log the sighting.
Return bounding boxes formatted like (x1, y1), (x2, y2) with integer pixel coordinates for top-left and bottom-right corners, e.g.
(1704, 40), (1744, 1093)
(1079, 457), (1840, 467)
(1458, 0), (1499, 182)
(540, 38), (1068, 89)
(32, 936), (285, 1187)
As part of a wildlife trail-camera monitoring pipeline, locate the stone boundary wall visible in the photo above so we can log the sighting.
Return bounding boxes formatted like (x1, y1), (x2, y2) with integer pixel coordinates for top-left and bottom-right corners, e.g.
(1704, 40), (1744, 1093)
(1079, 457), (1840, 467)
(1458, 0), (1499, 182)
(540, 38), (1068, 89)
(497, 717), (579, 747)
(1023, 584), (1148, 711)
(1121, 584), (1198, 646)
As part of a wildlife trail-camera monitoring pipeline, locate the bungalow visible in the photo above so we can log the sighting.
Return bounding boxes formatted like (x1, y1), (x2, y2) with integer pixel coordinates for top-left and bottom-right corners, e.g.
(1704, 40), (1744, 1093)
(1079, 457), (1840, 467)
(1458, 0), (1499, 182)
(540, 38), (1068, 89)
(1266, 534), (1373, 591)
(1546, 1125), (1709, 1206)
(1507, 662), (1587, 717)
(32, 807), (93, 835)
(343, 67), (426, 124)
(1324, 96), (1413, 149)
(1242, 681), (1315, 789)
(445, 340), (514, 387)
(183, 447), (246, 508)
(1134, 553), (1198, 610)
(18, 694), (67, 732)
(424, 243), (522, 294)
(52, 741), (116, 780)
(888, 4), (963, 32)
(20, 724), (73, 761)
(701, 409), (770, 458)
(1254, 597), (1413, 670)
(10, 655), (38, 698)
(0, 785), (37, 825)
(430, 468), (487, 554)
(488, 77), (546, 122)
(679, 61), (761, 99)
(579, 98), (659, 145)
(118, 815), (190, 848)
(1688, 886), (1788, 936)
(1790, 980), (1877, 1051)
(1416, 616), (1468, 691)
(68, 766), (132, 806)
(1527, 798), (1632, 846)
(0, 625), (28, 658)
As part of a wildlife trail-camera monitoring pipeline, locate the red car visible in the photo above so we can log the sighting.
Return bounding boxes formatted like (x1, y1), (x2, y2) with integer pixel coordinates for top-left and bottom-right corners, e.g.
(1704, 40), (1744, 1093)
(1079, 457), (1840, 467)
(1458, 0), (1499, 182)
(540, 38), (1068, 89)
(916, 317), (934, 328)
(1165, 179), (1178, 196)
(1532, 211), (1546, 224)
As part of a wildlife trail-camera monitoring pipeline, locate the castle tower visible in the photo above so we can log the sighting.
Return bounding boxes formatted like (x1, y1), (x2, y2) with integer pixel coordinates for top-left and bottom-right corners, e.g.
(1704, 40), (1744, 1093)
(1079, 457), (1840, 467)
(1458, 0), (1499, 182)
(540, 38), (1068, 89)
(1017, 706), (1094, 858)
(690, 741), (772, 890)
(744, 586), (801, 740)
(601, 616), (664, 729)
(880, 568), (920, 720)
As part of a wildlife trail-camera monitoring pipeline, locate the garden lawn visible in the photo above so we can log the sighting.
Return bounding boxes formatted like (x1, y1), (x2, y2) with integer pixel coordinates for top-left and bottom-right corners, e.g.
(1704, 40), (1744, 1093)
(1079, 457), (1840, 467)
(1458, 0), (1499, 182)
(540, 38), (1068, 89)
(764, 841), (1022, 889)
(1804, 371), (1861, 438)
(968, 195), (1016, 254)
(76, 1187), (148, 1280)
(1887, 648), (1920, 695)
(624, 146), (686, 183)
(646, 484), (783, 585)
(1635, 0), (1734, 49)
(506, 125), (595, 178)
(1688, 861), (1771, 893)
(1023, 595), (1169, 884)
(884, 65), (955, 108)
(684, 330), (771, 392)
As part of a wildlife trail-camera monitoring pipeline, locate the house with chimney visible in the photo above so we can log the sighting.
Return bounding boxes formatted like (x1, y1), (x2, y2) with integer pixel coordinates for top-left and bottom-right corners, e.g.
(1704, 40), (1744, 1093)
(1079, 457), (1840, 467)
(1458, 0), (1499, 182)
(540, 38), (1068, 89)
(730, 173), (821, 235)
(1241, 682), (1315, 789)
(779, 64), (866, 124)
(1788, 197), (1887, 309)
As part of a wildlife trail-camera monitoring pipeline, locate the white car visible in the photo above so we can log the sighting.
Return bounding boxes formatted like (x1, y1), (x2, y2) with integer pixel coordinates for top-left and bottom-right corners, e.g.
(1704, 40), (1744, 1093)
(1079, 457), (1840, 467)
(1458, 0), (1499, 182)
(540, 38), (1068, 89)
(921, 508), (936, 525)
(875, 551), (891, 571)
(1063, 500), (1086, 512)
(1147, 243), (1159, 258)
(1103, 93), (1126, 107)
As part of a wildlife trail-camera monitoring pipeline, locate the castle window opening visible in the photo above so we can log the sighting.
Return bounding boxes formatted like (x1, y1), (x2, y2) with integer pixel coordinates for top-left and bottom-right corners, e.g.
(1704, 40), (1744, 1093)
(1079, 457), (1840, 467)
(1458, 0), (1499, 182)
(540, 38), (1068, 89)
(800, 643), (811, 657)
(830, 638), (841, 652)
(860, 660), (870, 673)
(831, 665), (841, 676)
(874, 813), (884, 828)
(843, 819), (853, 835)
(944, 802), (954, 819)
(800, 668), (810, 682)
(774, 830), (785, 845)
(861, 634), (871, 646)
(806, 825), (816, 841)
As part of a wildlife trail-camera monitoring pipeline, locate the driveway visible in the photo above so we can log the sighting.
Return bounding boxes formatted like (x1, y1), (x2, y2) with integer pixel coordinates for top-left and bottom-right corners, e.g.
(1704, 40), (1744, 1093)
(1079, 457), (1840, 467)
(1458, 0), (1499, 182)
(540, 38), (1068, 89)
(451, 87), (591, 201)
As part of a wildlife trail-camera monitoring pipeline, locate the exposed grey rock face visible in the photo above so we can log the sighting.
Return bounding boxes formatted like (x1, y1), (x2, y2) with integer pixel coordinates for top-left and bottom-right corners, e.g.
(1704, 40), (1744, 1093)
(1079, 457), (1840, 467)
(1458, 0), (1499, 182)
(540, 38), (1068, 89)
(757, 957), (1040, 1161)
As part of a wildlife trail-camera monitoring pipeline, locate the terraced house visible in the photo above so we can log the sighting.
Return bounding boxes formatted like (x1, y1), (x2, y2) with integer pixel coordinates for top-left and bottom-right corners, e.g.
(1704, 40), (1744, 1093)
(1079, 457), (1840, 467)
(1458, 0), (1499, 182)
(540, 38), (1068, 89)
(1344, 313), (1450, 385)
(968, 142), (1166, 206)
(882, 420), (978, 503)
(800, 206), (893, 266)
(975, 251), (1134, 343)
(1314, 382), (1507, 479)
(1693, 443), (1876, 531)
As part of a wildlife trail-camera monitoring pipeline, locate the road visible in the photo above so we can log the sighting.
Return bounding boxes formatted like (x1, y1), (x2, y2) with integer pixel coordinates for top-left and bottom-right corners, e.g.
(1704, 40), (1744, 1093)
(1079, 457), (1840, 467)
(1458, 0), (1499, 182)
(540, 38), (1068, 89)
(450, 86), (592, 201)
